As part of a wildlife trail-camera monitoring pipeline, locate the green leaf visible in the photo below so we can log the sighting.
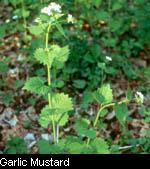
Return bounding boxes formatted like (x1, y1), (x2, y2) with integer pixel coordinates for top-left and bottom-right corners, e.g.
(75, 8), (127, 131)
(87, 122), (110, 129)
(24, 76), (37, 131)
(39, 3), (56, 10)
(68, 142), (85, 154)
(114, 103), (128, 124)
(98, 62), (106, 70)
(146, 129), (150, 138)
(0, 61), (9, 74)
(109, 20), (122, 32)
(5, 137), (27, 154)
(38, 106), (68, 127)
(80, 91), (94, 109)
(94, 0), (102, 7)
(105, 67), (118, 75)
(126, 87), (133, 101)
(38, 105), (54, 128)
(52, 45), (70, 69)
(55, 23), (67, 39)
(23, 77), (49, 95)
(37, 140), (61, 154)
(91, 138), (110, 154)
(50, 93), (73, 114)
(94, 84), (113, 104)
(53, 79), (64, 88)
(103, 37), (117, 47)
(29, 25), (44, 36)
(74, 118), (96, 139)
(65, 137), (93, 154)
(145, 117), (150, 123)
(13, 79), (24, 89)
(37, 140), (51, 154)
(96, 11), (109, 21)
(112, 1), (123, 11)
(0, 25), (6, 39)
(22, 9), (30, 18)
(0, 91), (13, 105)
(144, 67), (150, 79)
(35, 45), (69, 69)
(39, 93), (73, 127)
(73, 79), (86, 89)
(74, 118), (89, 134)
(59, 113), (69, 126)
(34, 48), (54, 67)
(9, 0), (22, 6)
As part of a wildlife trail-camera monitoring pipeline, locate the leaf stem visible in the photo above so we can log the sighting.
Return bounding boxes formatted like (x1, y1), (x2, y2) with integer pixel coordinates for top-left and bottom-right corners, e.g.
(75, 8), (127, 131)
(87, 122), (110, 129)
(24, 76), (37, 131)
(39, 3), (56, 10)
(94, 99), (128, 128)
(87, 98), (129, 146)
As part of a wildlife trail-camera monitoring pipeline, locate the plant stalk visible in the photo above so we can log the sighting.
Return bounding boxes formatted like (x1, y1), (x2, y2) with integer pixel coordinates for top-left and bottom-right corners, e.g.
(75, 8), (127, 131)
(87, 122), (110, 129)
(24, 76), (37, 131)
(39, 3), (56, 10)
(45, 24), (57, 144)
(56, 125), (59, 143)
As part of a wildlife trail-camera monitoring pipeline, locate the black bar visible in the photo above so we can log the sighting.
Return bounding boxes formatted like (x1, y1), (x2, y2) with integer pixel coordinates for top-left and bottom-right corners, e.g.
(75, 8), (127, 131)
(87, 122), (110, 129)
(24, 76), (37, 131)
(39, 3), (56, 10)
(0, 155), (149, 168)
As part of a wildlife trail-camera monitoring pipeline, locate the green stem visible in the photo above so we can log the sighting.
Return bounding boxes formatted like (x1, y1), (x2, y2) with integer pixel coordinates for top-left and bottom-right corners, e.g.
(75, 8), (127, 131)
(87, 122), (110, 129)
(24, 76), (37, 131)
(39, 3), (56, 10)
(21, 0), (27, 35)
(45, 24), (51, 50)
(93, 103), (114, 127)
(87, 98), (129, 146)
(45, 24), (56, 144)
(94, 99), (128, 128)
(47, 66), (51, 86)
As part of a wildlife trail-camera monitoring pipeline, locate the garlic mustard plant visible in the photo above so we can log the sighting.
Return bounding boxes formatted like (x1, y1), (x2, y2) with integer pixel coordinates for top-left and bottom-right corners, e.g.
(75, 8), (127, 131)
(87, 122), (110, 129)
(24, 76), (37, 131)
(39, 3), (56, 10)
(23, 2), (73, 144)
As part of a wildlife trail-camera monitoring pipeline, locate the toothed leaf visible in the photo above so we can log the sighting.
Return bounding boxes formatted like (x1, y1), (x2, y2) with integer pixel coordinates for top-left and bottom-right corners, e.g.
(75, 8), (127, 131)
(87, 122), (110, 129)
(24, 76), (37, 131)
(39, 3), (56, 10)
(39, 93), (73, 127)
(91, 138), (110, 154)
(50, 93), (73, 114)
(50, 45), (69, 69)
(29, 25), (44, 36)
(34, 45), (69, 69)
(94, 84), (113, 104)
(74, 118), (96, 139)
(59, 113), (69, 126)
(34, 48), (54, 67)
(23, 77), (49, 95)
(38, 105), (54, 128)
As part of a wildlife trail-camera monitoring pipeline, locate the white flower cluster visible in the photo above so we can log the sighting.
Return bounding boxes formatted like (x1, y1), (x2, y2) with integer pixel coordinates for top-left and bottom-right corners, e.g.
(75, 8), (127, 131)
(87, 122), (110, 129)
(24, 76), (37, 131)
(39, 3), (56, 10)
(106, 56), (112, 61)
(67, 14), (74, 23)
(136, 91), (144, 103)
(41, 2), (62, 16)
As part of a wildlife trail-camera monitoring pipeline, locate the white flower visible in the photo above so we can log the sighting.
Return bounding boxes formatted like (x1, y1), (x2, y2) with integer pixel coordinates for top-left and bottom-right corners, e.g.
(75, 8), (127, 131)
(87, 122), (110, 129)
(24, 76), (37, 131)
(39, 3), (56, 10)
(49, 2), (61, 13)
(106, 56), (112, 61)
(12, 15), (18, 20)
(136, 91), (144, 103)
(41, 2), (62, 16)
(41, 6), (52, 16)
(5, 19), (10, 23)
(67, 14), (74, 23)
(34, 17), (41, 23)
